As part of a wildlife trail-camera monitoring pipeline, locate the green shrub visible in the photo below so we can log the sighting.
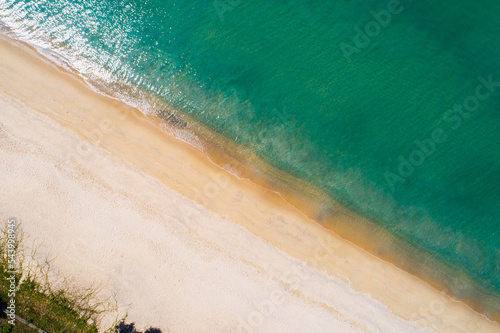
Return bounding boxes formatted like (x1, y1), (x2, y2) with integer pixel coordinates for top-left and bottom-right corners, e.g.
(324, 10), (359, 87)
(0, 324), (12, 333)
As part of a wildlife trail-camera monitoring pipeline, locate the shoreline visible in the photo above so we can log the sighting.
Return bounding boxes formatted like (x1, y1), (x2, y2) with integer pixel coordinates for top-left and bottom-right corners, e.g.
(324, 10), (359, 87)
(1, 23), (497, 321)
(0, 33), (499, 332)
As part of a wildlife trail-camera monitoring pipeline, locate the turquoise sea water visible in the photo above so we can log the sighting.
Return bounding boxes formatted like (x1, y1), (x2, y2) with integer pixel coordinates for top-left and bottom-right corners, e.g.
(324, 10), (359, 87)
(1, 0), (499, 319)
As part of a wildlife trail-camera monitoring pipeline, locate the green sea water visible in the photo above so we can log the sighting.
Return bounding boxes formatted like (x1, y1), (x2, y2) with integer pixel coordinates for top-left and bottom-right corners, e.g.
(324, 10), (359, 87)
(1, 0), (499, 319)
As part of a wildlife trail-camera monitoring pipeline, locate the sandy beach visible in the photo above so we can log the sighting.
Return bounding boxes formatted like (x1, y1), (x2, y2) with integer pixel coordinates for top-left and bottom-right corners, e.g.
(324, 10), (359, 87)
(0, 35), (498, 332)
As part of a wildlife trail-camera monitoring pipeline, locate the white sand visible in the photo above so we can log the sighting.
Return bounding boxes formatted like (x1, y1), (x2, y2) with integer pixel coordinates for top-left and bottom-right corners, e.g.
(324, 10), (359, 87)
(0, 35), (498, 332)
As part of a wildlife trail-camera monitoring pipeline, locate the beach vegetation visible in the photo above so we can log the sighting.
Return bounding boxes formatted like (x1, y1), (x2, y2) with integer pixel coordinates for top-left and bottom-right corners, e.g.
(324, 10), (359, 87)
(0, 224), (109, 332)
(0, 224), (165, 333)
(115, 321), (163, 333)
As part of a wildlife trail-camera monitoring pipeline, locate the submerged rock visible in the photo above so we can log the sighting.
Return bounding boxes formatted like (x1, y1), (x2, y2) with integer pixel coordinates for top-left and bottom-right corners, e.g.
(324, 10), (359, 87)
(158, 110), (187, 128)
